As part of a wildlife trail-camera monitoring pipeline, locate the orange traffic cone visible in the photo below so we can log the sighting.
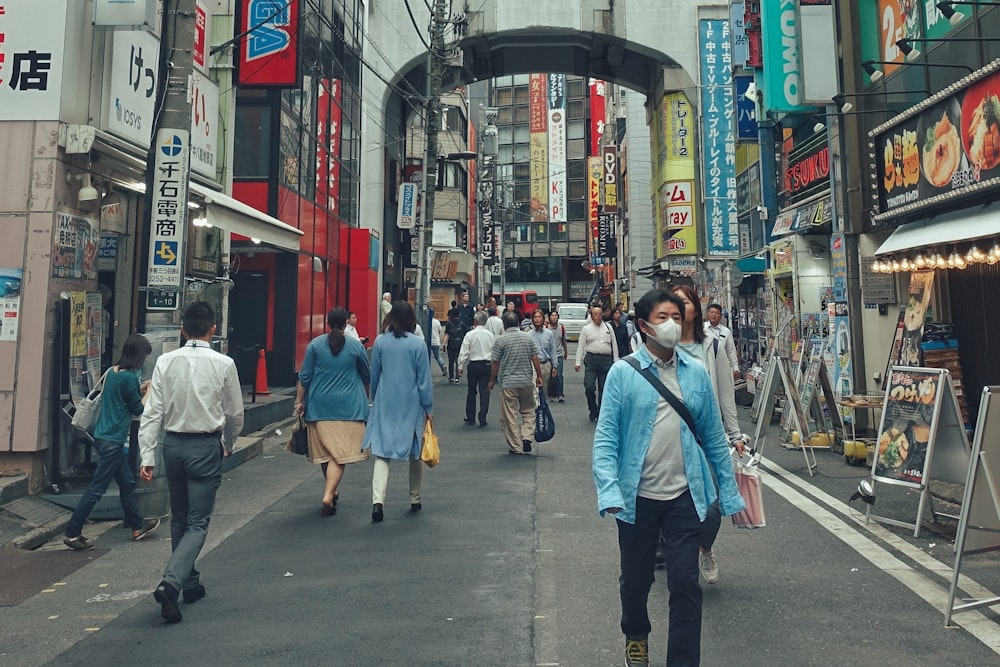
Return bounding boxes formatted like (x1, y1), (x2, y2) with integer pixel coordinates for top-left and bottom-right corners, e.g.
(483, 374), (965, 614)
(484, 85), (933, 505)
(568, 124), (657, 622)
(252, 348), (271, 396)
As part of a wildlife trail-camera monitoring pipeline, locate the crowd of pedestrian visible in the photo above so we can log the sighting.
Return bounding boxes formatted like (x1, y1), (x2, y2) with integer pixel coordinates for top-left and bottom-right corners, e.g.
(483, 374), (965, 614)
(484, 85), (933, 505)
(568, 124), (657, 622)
(66, 284), (748, 667)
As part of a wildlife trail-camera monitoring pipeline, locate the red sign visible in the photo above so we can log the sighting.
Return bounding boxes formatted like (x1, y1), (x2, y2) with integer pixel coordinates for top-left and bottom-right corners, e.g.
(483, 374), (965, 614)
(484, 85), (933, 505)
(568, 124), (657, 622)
(193, 1), (207, 72)
(784, 145), (829, 194)
(238, 0), (300, 87)
(589, 79), (607, 156)
(315, 79), (342, 216)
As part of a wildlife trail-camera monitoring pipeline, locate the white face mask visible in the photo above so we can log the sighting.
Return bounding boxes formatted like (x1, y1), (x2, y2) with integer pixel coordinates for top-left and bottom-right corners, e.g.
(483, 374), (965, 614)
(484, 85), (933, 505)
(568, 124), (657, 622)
(644, 318), (681, 348)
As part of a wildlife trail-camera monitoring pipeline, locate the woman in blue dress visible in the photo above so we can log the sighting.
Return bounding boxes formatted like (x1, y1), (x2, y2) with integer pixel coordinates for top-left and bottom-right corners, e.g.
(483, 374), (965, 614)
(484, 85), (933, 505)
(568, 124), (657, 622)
(363, 301), (433, 522)
(295, 307), (370, 517)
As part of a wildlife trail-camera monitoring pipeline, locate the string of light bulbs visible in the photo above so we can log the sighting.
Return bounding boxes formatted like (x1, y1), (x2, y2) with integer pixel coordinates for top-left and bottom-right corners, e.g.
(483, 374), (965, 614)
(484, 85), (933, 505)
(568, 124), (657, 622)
(870, 241), (1000, 273)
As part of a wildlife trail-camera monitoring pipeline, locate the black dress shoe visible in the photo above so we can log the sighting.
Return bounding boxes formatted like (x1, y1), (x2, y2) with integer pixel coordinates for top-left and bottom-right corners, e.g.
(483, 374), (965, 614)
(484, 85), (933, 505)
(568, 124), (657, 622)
(410, 502), (422, 512)
(154, 582), (182, 623)
(182, 584), (206, 604)
(478, 420), (487, 427)
(522, 440), (532, 453)
(371, 503), (384, 523)
(463, 418), (475, 424)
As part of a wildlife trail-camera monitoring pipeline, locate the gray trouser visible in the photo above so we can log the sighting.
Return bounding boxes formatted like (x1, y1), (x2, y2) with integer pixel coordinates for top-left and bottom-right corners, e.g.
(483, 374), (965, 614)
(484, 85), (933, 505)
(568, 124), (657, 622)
(162, 432), (222, 592)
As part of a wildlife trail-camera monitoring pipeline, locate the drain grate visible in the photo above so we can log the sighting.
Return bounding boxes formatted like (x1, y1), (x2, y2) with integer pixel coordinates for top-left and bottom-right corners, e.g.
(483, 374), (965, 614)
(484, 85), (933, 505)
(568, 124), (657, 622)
(0, 546), (107, 606)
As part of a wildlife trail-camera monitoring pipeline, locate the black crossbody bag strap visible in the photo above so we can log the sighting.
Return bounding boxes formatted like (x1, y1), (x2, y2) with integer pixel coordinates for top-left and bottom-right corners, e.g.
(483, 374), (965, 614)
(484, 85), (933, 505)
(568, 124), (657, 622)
(623, 356), (702, 447)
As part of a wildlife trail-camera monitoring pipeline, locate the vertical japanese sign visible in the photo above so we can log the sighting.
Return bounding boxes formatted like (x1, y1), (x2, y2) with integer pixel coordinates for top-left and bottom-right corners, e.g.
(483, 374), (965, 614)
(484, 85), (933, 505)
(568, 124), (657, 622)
(547, 74), (567, 223)
(0, 0), (67, 120)
(589, 78), (607, 156)
(146, 130), (190, 311)
(0, 268), (22, 342)
(193, 0), (209, 72)
(734, 75), (759, 141)
(529, 73), (548, 223)
(479, 155), (496, 267)
(189, 70), (219, 178)
(655, 93), (698, 257)
(588, 156), (602, 265)
(316, 78), (342, 215)
(238, 0), (300, 87)
(602, 146), (619, 213)
(730, 2), (749, 67)
(699, 19), (739, 257)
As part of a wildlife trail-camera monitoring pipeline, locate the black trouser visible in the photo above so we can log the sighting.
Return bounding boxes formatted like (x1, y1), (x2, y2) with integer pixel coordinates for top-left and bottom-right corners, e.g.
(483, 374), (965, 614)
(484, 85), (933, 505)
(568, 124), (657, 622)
(465, 360), (491, 423)
(584, 352), (613, 416)
(447, 345), (461, 379)
(618, 492), (703, 666)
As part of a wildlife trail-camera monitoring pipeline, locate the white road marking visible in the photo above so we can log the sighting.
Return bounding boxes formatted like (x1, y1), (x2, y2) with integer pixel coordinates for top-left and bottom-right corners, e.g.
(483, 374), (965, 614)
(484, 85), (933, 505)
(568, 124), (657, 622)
(761, 458), (1000, 655)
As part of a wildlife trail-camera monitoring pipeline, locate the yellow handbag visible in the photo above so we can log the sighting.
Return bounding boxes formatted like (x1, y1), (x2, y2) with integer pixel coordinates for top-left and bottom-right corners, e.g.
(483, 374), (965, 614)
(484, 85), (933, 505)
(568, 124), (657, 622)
(420, 419), (440, 468)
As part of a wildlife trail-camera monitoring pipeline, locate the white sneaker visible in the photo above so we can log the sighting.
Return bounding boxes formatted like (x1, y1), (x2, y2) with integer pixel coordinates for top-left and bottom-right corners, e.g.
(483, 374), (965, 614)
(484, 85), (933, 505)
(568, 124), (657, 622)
(699, 550), (719, 585)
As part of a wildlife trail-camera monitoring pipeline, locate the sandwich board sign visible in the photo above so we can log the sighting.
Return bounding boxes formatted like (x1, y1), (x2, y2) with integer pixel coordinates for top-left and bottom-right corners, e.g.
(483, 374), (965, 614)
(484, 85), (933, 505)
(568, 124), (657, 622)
(944, 386), (1000, 626)
(751, 355), (818, 476)
(866, 367), (970, 537)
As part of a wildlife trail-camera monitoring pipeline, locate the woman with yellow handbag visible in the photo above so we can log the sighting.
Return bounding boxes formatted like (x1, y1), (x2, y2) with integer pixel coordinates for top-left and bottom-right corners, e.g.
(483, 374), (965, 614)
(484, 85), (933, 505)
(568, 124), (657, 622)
(363, 302), (434, 522)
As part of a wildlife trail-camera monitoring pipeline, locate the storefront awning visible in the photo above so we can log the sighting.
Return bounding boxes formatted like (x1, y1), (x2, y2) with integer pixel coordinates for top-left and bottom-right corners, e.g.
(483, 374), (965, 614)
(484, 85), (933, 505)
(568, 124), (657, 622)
(189, 182), (303, 252)
(875, 202), (1000, 256)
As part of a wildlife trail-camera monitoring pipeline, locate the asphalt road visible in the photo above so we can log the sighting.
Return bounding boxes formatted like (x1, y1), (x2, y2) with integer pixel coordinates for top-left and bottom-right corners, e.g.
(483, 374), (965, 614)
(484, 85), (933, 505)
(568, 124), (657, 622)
(2, 345), (999, 666)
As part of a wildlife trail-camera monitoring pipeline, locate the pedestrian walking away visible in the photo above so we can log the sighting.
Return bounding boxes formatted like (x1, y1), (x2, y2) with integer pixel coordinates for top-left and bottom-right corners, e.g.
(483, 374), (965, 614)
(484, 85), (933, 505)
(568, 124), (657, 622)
(63, 334), (159, 552)
(592, 288), (744, 667)
(547, 310), (568, 402)
(528, 308), (561, 399)
(489, 311), (544, 455)
(139, 301), (245, 624)
(485, 306), (505, 337)
(458, 310), (496, 427)
(443, 308), (467, 383)
(362, 301), (433, 522)
(575, 306), (620, 421)
(430, 315), (447, 376)
(670, 284), (747, 585)
(294, 307), (371, 518)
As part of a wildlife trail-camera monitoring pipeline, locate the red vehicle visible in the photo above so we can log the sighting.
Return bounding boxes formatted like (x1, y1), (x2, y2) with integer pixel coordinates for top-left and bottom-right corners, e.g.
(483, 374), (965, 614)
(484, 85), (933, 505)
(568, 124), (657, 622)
(492, 290), (540, 319)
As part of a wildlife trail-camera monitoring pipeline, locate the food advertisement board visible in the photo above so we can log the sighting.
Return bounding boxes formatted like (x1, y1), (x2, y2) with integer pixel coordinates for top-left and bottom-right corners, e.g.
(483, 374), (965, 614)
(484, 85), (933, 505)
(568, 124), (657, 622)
(898, 270), (934, 367)
(873, 368), (943, 487)
(872, 65), (1000, 219)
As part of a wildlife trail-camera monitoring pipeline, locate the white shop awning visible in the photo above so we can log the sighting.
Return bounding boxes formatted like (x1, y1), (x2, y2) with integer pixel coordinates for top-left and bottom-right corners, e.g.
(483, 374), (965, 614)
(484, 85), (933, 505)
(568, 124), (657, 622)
(875, 202), (1000, 256)
(189, 182), (303, 252)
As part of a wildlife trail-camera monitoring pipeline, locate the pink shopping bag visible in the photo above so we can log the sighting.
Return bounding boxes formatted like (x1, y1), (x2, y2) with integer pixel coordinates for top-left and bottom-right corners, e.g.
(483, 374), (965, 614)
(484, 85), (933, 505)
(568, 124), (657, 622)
(731, 450), (765, 528)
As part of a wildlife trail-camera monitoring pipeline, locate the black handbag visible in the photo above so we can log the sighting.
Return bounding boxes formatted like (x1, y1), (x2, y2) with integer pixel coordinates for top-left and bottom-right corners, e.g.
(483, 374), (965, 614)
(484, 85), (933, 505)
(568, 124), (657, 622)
(287, 416), (309, 456)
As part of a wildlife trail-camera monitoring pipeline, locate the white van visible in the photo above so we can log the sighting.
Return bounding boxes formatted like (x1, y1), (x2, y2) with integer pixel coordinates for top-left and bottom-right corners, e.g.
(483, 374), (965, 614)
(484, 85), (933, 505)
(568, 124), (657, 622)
(556, 302), (590, 342)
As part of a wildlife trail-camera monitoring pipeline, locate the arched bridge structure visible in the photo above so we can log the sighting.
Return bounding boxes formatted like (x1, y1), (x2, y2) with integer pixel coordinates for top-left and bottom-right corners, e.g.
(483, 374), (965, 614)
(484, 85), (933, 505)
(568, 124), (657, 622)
(360, 0), (719, 285)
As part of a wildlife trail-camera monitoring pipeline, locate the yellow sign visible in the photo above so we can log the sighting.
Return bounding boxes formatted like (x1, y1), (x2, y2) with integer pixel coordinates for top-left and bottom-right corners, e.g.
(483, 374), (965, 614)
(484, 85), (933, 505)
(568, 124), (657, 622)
(652, 92), (698, 257)
(69, 291), (86, 357)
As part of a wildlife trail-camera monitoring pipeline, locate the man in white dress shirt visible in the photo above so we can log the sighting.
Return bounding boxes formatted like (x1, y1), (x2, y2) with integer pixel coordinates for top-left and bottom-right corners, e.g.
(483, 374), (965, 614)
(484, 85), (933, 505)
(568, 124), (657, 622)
(575, 306), (620, 421)
(484, 306), (505, 337)
(458, 311), (496, 426)
(139, 301), (244, 624)
(705, 303), (740, 380)
(345, 311), (369, 345)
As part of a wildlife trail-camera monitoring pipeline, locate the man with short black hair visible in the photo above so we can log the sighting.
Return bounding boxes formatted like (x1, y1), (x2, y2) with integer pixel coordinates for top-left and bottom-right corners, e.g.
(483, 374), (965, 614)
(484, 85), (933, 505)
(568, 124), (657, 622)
(139, 301), (244, 624)
(593, 289), (745, 666)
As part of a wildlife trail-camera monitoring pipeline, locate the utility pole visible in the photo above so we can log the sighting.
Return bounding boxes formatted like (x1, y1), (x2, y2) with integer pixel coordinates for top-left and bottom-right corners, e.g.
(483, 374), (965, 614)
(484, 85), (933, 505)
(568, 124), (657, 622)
(415, 0), (449, 344)
(141, 0), (197, 325)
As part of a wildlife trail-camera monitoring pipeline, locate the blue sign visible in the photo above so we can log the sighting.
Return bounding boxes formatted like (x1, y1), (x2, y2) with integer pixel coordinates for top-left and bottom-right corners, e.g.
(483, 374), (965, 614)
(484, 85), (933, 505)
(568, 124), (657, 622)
(734, 75), (759, 141)
(699, 19), (740, 257)
(160, 134), (184, 157)
(98, 233), (118, 259)
(152, 241), (179, 265)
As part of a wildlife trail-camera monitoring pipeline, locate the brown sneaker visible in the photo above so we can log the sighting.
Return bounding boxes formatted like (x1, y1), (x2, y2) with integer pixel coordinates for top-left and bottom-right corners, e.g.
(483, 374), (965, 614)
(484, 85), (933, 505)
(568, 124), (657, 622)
(132, 518), (160, 541)
(624, 638), (649, 666)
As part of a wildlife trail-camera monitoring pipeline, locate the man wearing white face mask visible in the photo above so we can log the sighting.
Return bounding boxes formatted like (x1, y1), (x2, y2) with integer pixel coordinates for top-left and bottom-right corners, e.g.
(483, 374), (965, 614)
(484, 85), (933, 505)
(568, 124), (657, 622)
(592, 288), (745, 667)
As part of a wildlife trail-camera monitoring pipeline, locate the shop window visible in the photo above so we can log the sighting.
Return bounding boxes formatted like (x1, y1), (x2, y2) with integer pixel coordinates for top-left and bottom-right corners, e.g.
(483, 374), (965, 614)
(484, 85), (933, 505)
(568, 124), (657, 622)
(499, 145), (514, 163)
(234, 105), (272, 178)
(498, 125), (513, 145)
(514, 181), (531, 201)
(550, 222), (568, 241)
(512, 224), (530, 242)
(534, 221), (549, 242)
(567, 99), (585, 119)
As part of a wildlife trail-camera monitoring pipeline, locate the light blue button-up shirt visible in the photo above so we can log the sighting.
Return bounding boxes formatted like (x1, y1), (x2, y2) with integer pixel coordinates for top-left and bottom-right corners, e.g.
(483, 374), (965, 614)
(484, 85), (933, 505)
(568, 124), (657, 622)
(592, 345), (746, 524)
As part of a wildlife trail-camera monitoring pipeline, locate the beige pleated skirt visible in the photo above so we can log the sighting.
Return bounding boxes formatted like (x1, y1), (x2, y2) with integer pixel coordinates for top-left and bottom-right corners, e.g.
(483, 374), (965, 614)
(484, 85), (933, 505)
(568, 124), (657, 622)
(306, 421), (370, 465)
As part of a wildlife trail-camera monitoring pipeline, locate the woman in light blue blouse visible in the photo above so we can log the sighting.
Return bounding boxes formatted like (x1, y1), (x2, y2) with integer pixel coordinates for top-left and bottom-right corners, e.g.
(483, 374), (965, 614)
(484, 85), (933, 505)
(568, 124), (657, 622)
(295, 307), (371, 517)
